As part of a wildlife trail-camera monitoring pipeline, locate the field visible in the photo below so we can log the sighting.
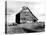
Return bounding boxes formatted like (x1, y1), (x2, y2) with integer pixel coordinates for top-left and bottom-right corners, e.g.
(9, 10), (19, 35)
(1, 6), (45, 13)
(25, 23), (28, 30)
(6, 22), (45, 34)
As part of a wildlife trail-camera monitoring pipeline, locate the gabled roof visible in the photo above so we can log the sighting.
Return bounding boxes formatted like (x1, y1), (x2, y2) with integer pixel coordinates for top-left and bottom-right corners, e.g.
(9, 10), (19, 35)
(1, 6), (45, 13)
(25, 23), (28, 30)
(20, 6), (38, 20)
(16, 6), (38, 22)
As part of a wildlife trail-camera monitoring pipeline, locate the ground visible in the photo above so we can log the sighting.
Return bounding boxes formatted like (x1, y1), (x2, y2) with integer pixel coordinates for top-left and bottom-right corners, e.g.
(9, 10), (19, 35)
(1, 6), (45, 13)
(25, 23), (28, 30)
(6, 22), (45, 34)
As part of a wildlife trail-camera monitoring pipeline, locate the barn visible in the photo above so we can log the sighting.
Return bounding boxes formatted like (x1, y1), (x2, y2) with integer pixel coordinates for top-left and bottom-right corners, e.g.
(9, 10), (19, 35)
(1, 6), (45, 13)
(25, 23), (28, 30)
(16, 6), (38, 24)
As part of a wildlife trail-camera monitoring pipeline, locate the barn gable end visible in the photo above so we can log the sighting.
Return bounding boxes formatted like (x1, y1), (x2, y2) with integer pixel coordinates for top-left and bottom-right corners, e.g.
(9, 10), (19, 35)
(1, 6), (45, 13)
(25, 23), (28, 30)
(16, 6), (38, 24)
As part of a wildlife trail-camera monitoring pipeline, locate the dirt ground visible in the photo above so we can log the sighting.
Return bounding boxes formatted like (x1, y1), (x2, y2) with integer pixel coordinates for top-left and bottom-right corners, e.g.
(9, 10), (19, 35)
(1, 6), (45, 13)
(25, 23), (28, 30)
(6, 22), (45, 34)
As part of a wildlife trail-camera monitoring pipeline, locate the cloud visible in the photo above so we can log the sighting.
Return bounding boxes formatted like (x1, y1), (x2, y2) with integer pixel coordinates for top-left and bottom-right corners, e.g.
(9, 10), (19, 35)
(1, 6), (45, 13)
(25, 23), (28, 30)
(7, 8), (15, 15)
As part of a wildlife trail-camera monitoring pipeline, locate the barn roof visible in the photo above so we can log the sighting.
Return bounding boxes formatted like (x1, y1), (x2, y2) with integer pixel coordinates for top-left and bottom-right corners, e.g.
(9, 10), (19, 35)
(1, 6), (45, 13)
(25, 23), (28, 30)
(16, 6), (38, 21)
(20, 6), (38, 20)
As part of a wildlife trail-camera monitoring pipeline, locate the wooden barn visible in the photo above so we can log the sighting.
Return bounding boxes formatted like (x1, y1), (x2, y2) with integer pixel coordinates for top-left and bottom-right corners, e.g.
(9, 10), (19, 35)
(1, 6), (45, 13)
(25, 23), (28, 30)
(16, 6), (38, 24)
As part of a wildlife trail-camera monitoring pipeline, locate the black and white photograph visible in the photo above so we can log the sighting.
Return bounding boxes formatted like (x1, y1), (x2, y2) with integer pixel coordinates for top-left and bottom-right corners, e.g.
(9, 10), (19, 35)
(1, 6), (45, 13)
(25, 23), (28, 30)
(5, 0), (45, 34)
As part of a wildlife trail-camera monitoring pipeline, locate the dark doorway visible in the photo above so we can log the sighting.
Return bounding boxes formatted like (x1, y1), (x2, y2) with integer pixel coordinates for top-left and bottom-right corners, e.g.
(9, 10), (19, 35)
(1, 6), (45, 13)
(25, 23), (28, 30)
(16, 13), (20, 24)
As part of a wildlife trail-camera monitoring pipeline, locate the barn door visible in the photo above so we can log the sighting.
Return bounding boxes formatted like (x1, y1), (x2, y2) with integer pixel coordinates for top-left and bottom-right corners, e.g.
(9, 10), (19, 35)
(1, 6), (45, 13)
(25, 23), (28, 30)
(16, 13), (20, 24)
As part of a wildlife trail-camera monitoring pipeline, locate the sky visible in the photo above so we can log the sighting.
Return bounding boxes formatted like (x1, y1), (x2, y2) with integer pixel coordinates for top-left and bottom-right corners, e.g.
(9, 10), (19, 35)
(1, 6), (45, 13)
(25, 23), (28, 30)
(7, 0), (46, 23)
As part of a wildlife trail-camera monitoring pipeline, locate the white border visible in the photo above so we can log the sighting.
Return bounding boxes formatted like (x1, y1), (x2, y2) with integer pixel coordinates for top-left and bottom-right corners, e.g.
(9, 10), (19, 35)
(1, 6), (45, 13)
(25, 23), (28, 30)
(0, 0), (46, 35)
